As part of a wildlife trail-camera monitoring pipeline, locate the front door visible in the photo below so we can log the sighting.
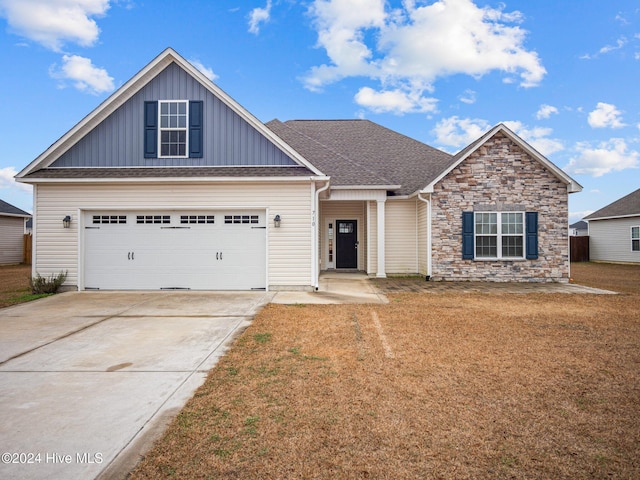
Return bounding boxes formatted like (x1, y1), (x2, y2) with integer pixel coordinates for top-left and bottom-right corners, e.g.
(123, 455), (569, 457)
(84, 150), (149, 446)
(336, 220), (358, 269)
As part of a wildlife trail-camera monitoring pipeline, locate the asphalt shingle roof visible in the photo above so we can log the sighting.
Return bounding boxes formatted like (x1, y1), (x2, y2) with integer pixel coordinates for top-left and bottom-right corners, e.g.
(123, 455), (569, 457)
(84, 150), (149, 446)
(0, 199), (30, 217)
(22, 166), (315, 179)
(584, 188), (640, 220)
(267, 119), (456, 196)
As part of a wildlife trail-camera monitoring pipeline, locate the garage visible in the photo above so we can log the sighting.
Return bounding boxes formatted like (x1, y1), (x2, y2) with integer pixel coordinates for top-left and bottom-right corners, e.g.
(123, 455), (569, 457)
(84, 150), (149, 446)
(83, 210), (266, 290)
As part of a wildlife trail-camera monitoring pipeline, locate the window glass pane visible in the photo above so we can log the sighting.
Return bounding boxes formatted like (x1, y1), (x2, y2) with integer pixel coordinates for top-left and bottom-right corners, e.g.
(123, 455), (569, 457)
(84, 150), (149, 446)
(633, 239), (640, 251)
(632, 227), (639, 238)
(169, 102), (177, 114)
(476, 236), (497, 257)
(502, 236), (523, 257)
(178, 102), (186, 114)
(502, 212), (523, 234)
(178, 116), (186, 128)
(160, 103), (168, 114)
(475, 213), (497, 234)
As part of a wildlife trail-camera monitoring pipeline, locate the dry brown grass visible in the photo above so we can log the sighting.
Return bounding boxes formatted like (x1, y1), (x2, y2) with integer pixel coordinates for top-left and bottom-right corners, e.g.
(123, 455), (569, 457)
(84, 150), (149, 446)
(571, 262), (640, 295)
(131, 265), (640, 479)
(0, 264), (32, 308)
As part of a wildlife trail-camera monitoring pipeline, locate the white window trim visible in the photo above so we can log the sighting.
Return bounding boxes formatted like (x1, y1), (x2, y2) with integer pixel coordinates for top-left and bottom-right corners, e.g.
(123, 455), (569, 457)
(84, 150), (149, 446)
(158, 100), (189, 158)
(474, 211), (526, 260)
(632, 225), (640, 252)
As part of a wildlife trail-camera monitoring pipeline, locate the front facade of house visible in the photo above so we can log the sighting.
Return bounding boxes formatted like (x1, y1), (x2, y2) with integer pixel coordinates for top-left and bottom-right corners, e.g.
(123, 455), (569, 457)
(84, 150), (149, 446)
(17, 49), (581, 290)
(584, 188), (640, 264)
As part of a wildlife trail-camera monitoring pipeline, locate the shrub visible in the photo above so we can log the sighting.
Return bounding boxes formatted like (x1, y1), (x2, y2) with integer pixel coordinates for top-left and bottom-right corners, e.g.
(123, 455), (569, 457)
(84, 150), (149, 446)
(30, 271), (68, 294)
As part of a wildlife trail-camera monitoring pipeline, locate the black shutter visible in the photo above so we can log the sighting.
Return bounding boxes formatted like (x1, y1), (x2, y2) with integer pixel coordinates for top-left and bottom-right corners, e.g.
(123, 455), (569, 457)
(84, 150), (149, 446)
(144, 101), (157, 158)
(189, 100), (203, 158)
(462, 211), (474, 259)
(526, 212), (538, 259)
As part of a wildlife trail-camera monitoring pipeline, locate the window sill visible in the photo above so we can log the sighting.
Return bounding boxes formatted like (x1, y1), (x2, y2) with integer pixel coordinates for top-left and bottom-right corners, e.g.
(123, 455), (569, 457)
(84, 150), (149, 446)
(474, 257), (527, 262)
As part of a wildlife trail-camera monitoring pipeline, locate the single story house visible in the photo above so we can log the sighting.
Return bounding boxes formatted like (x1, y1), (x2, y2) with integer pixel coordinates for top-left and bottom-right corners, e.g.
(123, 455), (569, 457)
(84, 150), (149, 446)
(569, 220), (588, 236)
(584, 188), (640, 264)
(0, 199), (31, 265)
(16, 48), (582, 291)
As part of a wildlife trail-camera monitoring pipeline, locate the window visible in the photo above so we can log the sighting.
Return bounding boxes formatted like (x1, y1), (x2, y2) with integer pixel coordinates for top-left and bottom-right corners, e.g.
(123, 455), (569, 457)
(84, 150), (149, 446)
(473, 212), (524, 259)
(224, 215), (259, 224)
(159, 101), (187, 157)
(144, 100), (203, 159)
(632, 226), (640, 252)
(93, 215), (126, 224)
(136, 215), (170, 224)
(181, 215), (215, 224)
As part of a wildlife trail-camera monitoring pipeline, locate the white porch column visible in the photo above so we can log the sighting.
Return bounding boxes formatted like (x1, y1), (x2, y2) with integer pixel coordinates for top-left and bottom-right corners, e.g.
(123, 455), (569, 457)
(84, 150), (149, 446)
(376, 199), (386, 278)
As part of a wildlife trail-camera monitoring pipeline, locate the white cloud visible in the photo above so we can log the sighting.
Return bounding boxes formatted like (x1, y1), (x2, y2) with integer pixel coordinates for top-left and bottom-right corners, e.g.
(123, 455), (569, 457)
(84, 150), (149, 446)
(0, 166), (32, 193)
(189, 59), (218, 82)
(599, 36), (627, 55)
(354, 86), (437, 114)
(458, 89), (476, 104)
(503, 121), (564, 157)
(248, 0), (272, 35)
(0, 0), (110, 51)
(536, 104), (558, 120)
(565, 138), (639, 177)
(432, 116), (490, 149)
(588, 102), (626, 128)
(50, 54), (114, 94)
(304, 0), (546, 111)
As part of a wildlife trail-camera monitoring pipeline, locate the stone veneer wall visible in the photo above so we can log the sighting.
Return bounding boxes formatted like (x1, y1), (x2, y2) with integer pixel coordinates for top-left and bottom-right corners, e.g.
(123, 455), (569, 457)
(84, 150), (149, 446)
(430, 132), (569, 282)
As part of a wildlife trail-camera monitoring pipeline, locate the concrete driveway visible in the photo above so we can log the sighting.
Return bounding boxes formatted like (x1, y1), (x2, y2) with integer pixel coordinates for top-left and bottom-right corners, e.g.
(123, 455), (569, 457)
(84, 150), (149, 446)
(0, 291), (272, 480)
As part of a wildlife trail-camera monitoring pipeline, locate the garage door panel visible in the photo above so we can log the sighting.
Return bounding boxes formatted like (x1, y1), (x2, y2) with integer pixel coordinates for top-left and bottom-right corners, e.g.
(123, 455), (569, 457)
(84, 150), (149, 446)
(84, 211), (266, 290)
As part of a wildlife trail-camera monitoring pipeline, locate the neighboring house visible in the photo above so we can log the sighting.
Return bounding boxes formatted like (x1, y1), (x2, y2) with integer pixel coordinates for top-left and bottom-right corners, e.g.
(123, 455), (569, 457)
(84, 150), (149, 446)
(16, 48), (582, 290)
(570, 220), (588, 236)
(583, 188), (640, 264)
(0, 199), (31, 265)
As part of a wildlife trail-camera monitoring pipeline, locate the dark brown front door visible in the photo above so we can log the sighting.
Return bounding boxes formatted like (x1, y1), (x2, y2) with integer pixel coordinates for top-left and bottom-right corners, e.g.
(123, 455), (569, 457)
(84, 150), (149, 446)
(336, 220), (357, 269)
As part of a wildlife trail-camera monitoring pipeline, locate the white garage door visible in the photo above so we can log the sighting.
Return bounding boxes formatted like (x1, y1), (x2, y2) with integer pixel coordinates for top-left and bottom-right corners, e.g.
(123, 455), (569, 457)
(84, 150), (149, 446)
(83, 211), (266, 290)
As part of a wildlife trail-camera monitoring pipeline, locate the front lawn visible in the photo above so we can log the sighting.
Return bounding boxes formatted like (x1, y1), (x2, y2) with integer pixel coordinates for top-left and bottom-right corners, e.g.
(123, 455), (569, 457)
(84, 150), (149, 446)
(131, 263), (640, 479)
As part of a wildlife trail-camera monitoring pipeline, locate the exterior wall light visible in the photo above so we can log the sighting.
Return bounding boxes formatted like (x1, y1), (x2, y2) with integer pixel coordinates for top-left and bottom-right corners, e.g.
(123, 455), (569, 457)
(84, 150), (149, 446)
(63, 215), (71, 228)
(274, 214), (281, 228)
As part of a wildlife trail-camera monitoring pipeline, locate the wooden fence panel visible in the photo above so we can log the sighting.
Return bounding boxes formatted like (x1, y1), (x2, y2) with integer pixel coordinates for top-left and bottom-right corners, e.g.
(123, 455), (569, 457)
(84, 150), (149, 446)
(570, 236), (589, 262)
(23, 234), (32, 265)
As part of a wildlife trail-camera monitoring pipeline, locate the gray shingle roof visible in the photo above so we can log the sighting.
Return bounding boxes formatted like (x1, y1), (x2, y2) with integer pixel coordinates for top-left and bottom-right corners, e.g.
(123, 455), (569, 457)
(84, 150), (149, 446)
(0, 199), (30, 217)
(22, 166), (315, 179)
(584, 188), (640, 220)
(267, 119), (456, 196)
(570, 220), (588, 229)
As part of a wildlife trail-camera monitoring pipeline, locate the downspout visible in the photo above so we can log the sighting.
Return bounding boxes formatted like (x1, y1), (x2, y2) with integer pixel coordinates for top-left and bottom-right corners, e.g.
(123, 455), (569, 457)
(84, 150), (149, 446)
(417, 192), (431, 280)
(313, 179), (330, 290)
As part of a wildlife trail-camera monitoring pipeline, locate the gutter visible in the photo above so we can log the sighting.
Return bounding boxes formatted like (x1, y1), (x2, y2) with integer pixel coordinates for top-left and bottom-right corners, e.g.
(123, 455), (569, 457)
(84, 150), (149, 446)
(313, 179), (331, 290)
(417, 192), (432, 280)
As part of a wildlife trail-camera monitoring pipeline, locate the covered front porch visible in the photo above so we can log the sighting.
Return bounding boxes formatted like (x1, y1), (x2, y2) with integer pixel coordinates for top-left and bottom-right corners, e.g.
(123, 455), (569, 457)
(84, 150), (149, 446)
(318, 191), (430, 279)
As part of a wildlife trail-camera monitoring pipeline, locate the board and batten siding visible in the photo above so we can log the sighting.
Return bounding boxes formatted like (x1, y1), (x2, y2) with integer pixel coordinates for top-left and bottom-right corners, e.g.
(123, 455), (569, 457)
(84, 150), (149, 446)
(33, 182), (313, 289)
(589, 217), (640, 263)
(385, 199), (418, 274)
(51, 63), (297, 168)
(0, 216), (26, 265)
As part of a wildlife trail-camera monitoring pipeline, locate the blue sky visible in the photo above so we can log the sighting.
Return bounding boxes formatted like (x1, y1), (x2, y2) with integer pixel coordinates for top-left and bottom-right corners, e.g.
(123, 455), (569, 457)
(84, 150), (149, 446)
(1, 0), (638, 223)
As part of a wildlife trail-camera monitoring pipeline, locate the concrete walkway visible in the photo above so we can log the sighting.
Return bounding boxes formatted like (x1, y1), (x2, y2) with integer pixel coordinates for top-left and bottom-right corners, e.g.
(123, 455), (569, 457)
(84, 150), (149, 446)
(271, 272), (389, 304)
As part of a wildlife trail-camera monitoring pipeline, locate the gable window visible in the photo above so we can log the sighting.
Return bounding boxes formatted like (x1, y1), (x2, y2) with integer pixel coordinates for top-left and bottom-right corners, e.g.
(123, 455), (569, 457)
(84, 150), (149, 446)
(159, 101), (187, 157)
(144, 100), (203, 159)
(632, 226), (640, 252)
(463, 211), (537, 260)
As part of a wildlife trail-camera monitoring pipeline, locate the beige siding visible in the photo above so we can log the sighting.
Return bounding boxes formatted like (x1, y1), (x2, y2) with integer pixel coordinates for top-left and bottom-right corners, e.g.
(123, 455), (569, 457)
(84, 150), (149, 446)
(589, 217), (640, 264)
(385, 199), (418, 274)
(417, 200), (429, 275)
(319, 201), (367, 270)
(368, 201), (377, 275)
(34, 182), (313, 289)
(0, 216), (25, 265)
